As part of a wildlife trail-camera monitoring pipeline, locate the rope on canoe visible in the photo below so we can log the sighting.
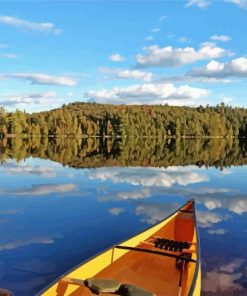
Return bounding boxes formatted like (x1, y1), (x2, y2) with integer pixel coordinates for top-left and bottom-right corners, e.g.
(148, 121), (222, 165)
(154, 238), (191, 252)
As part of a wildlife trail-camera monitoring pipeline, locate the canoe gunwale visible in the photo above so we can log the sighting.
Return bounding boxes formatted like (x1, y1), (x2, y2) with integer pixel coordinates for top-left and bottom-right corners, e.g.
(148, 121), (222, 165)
(187, 200), (201, 296)
(35, 200), (198, 296)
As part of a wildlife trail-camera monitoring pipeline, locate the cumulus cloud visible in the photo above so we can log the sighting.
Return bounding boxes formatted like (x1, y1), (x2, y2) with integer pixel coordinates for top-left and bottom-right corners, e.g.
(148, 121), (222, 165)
(178, 37), (189, 43)
(0, 15), (62, 34)
(187, 188), (247, 215)
(84, 82), (209, 105)
(197, 211), (227, 228)
(135, 202), (180, 224)
(207, 228), (228, 235)
(87, 167), (208, 188)
(151, 28), (160, 33)
(0, 236), (55, 251)
(136, 42), (227, 68)
(99, 67), (153, 82)
(211, 34), (232, 42)
(117, 189), (151, 200)
(203, 257), (246, 293)
(228, 198), (247, 214)
(189, 58), (247, 79)
(136, 43), (227, 68)
(0, 91), (57, 107)
(97, 188), (151, 202)
(109, 53), (126, 62)
(116, 70), (153, 82)
(220, 258), (245, 273)
(2, 163), (57, 178)
(0, 183), (77, 196)
(3, 73), (77, 86)
(225, 0), (247, 9)
(108, 208), (125, 215)
(145, 35), (154, 41)
(185, 0), (211, 8)
(203, 270), (243, 293)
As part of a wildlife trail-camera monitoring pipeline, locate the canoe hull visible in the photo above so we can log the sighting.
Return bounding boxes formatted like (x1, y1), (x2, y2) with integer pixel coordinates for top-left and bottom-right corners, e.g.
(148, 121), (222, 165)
(37, 200), (201, 296)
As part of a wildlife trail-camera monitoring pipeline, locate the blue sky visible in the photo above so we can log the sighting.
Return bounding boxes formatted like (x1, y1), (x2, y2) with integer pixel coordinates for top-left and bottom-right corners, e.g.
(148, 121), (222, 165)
(0, 0), (247, 112)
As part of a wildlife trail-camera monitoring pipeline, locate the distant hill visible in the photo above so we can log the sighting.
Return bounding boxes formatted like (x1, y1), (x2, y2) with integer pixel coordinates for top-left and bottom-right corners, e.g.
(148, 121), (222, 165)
(1, 102), (247, 138)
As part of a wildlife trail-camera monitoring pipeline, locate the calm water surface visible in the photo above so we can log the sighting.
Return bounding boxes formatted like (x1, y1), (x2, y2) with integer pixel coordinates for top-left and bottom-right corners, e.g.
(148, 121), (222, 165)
(0, 138), (247, 296)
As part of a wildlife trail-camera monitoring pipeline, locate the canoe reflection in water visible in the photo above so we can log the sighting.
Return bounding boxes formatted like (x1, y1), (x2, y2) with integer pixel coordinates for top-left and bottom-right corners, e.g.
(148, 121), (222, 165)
(36, 200), (200, 296)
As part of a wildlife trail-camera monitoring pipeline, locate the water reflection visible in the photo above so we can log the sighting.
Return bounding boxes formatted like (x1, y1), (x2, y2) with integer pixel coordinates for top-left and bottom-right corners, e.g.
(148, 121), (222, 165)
(0, 139), (247, 295)
(1, 137), (247, 168)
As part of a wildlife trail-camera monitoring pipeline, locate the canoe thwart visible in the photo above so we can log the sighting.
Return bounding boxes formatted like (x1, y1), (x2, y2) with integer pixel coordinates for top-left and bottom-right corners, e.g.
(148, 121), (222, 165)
(115, 245), (197, 263)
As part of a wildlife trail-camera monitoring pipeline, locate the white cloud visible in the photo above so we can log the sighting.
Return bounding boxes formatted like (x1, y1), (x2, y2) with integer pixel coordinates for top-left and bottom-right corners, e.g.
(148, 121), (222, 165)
(189, 57), (247, 78)
(211, 34), (232, 42)
(159, 15), (167, 21)
(207, 228), (228, 235)
(108, 208), (125, 215)
(99, 67), (153, 82)
(185, 0), (211, 9)
(109, 53), (126, 62)
(2, 163), (57, 178)
(116, 70), (153, 82)
(1, 183), (77, 196)
(87, 167), (208, 188)
(0, 15), (62, 34)
(228, 199), (247, 214)
(222, 96), (233, 104)
(220, 258), (245, 273)
(117, 189), (151, 200)
(178, 37), (189, 43)
(0, 91), (57, 107)
(0, 236), (55, 251)
(197, 195), (247, 215)
(197, 211), (227, 228)
(225, 0), (247, 9)
(199, 187), (230, 194)
(135, 202), (180, 224)
(0, 53), (17, 59)
(203, 270), (243, 292)
(67, 91), (74, 97)
(84, 82), (209, 105)
(145, 35), (154, 41)
(3, 73), (77, 86)
(136, 42), (226, 68)
(151, 28), (160, 33)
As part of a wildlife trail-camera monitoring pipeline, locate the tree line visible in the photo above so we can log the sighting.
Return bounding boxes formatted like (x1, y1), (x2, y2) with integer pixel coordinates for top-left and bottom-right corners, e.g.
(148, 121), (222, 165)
(1, 102), (247, 138)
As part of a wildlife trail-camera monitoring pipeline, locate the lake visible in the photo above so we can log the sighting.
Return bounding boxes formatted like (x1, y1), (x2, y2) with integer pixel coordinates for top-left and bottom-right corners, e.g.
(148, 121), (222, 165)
(0, 138), (247, 296)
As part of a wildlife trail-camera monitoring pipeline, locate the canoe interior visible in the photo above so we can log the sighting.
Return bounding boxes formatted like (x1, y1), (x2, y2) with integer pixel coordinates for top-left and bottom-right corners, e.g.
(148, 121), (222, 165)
(38, 201), (200, 296)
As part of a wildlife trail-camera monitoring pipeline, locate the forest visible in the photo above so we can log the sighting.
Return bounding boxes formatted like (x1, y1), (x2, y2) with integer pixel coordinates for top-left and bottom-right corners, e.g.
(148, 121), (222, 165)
(1, 102), (247, 138)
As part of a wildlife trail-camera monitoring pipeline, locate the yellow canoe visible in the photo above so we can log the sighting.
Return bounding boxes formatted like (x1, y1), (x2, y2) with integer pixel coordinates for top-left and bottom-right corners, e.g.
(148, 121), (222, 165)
(37, 200), (201, 296)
